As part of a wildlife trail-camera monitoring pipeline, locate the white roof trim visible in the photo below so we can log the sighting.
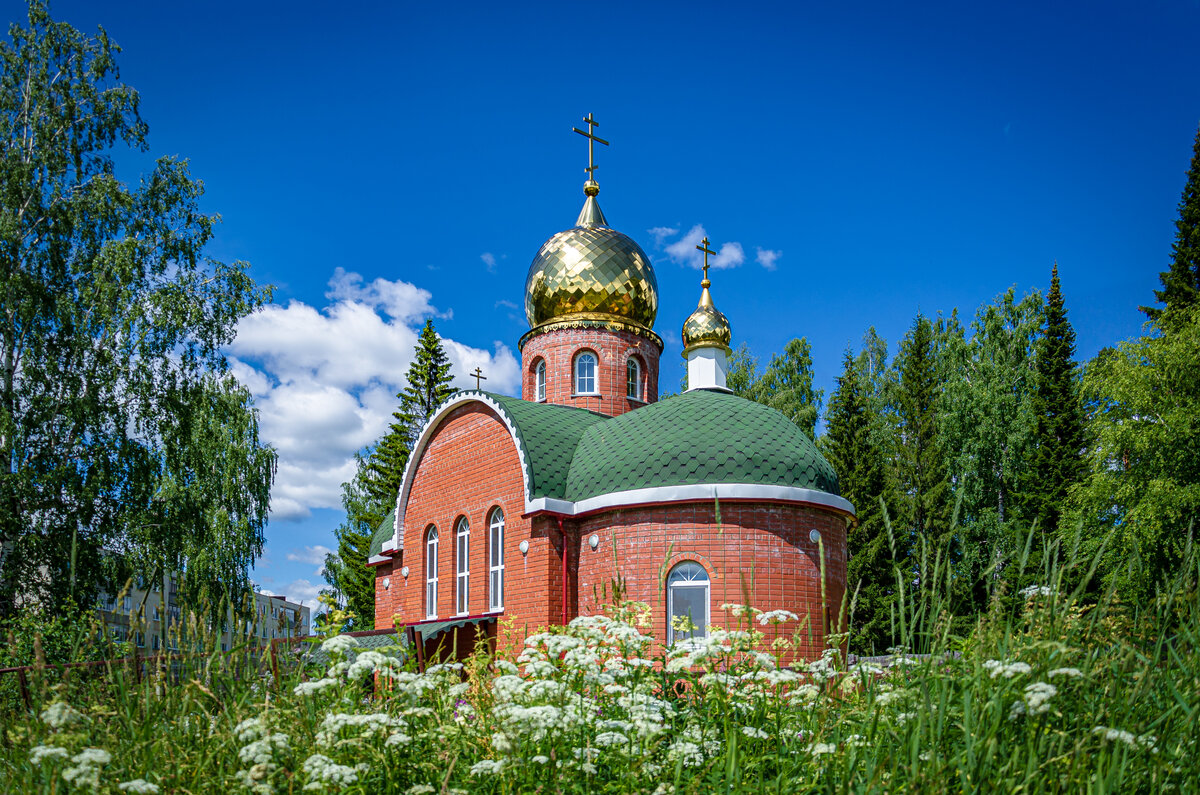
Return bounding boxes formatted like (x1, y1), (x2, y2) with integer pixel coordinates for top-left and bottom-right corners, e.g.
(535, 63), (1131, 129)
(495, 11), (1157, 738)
(527, 483), (855, 518)
(367, 554), (389, 567)
(393, 392), (534, 551)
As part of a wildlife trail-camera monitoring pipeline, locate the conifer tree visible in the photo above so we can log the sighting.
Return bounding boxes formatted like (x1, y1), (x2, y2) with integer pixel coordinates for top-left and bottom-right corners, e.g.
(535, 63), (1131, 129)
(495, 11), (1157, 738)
(893, 314), (952, 549)
(1022, 265), (1085, 534)
(821, 351), (892, 653)
(1143, 124), (1200, 330)
(753, 337), (824, 440)
(322, 455), (377, 628)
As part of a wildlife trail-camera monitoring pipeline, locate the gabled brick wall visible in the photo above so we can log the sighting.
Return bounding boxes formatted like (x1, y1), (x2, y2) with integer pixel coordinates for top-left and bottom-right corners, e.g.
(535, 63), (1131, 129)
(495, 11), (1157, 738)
(520, 326), (661, 416)
(373, 403), (560, 632)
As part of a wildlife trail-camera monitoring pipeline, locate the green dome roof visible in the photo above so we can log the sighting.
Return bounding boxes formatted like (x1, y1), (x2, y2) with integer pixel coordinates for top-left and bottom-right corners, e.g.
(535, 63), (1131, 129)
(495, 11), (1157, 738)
(564, 389), (839, 501)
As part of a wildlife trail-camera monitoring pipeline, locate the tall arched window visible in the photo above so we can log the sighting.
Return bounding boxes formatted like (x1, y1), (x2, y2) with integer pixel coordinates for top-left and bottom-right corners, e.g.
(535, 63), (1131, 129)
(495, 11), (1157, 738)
(488, 508), (505, 611)
(626, 358), (641, 400)
(535, 360), (547, 402)
(425, 526), (439, 620)
(667, 561), (710, 645)
(574, 351), (598, 395)
(455, 517), (470, 615)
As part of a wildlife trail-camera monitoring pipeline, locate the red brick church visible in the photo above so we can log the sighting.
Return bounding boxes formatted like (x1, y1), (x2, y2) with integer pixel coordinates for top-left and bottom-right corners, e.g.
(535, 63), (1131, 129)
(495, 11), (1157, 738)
(369, 121), (854, 660)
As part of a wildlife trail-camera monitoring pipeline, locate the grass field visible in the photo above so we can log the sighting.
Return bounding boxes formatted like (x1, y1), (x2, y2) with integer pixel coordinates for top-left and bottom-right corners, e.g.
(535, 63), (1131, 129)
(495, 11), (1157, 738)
(2, 532), (1197, 794)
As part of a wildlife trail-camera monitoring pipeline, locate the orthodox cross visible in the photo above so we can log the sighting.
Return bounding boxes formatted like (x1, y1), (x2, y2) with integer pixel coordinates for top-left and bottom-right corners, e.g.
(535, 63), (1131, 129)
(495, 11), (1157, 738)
(572, 113), (609, 180)
(696, 236), (717, 283)
(472, 367), (487, 390)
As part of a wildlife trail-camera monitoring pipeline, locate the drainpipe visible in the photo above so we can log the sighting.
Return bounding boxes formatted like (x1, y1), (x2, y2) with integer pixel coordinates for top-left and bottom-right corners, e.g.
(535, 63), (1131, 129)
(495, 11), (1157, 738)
(557, 517), (568, 626)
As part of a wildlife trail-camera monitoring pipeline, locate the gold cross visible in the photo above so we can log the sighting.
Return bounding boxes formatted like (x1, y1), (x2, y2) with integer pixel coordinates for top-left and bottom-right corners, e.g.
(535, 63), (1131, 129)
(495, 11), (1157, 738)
(471, 367), (487, 390)
(696, 236), (717, 283)
(572, 113), (609, 180)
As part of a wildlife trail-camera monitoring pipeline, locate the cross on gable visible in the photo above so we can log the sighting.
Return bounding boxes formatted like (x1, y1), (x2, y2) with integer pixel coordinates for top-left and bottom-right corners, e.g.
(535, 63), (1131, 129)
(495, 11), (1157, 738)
(572, 112), (610, 180)
(696, 236), (717, 283)
(472, 367), (487, 390)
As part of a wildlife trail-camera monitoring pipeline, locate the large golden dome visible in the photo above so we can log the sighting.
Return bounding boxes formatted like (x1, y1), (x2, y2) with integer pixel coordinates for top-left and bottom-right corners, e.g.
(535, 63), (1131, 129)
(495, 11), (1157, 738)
(524, 183), (658, 330)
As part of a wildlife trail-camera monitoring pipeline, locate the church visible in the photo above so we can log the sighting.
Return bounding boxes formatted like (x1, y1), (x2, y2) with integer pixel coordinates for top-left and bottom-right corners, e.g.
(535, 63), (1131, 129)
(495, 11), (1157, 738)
(368, 117), (855, 661)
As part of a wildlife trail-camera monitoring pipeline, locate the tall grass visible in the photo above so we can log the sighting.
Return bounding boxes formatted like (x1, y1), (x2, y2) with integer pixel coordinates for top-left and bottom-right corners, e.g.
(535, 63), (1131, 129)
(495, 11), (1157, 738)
(2, 526), (1197, 793)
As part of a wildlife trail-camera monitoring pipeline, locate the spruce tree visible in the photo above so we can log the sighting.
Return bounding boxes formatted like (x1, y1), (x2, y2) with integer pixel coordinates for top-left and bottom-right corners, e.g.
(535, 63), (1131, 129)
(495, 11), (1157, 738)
(1022, 264), (1085, 534)
(821, 351), (892, 653)
(1143, 123), (1200, 329)
(753, 337), (824, 441)
(323, 456), (377, 628)
(893, 314), (952, 549)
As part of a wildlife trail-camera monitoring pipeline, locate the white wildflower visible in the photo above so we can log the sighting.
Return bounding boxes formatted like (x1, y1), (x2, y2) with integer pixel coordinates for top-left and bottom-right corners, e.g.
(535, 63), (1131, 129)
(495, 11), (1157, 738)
(667, 740), (704, 767)
(1019, 585), (1054, 598)
(875, 689), (902, 706)
(490, 732), (512, 753)
(61, 748), (111, 791)
(302, 753), (366, 789)
(30, 745), (70, 764)
(757, 609), (799, 625)
(72, 748), (112, 766)
(1022, 682), (1057, 715)
(1048, 667), (1083, 679)
(595, 731), (629, 746)
(1093, 726), (1159, 753)
(581, 762), (598, 775)
(235, 717), (267, 742)
(741, 726), (769, 740)
(239, 733), (289, 766)
(316, 712), (397, 746)
(720, 603), (762, 618)
(810, 742), (837, 755)
(532, 755), (550, 765)
(983, 659), (1031, 679)
(385, 732), (412, 747)
(405, 786), (436, 795)
(118, 780), (161, 794)
(41, 701), (85, 730)
(320, 635), (360, 656)
(469, 759), (505, 776)
(294, 678), (339, 696)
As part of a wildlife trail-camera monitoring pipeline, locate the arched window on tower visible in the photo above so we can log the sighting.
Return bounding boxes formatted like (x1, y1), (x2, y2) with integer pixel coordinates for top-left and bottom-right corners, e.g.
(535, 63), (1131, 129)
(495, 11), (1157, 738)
(667, 561), (710, 645)
(455, 517), (470, 615)
(626, 357), (641, 400)
(488, 508), (505, 611)
(574, 351), (598, 395)
(535, 360), (547, 402)
(425, 526), (439, 620)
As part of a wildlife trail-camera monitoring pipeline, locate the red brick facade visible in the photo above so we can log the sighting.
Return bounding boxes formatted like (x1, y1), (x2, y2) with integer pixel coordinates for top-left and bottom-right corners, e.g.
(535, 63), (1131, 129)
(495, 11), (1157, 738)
(520, 326), (662, 417)
(373, 393), (850, 661)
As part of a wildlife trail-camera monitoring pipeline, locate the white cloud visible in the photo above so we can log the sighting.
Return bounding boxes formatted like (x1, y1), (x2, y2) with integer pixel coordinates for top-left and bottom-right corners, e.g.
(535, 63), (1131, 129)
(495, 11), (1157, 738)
(481, 252), (497, 273)
(287, 545), (334, 565)
(260, 578), (324, 608)
(664, 224), (745, 270)
(495, 299), (519, 310)
(756, 247), (782, 271)
(648, 226), (679, 247)
(228, 270), (521, 520)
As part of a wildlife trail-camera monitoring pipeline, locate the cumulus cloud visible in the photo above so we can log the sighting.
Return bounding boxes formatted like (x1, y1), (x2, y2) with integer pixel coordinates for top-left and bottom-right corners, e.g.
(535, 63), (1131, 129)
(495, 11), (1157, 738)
(756, 247), (782, 271)
(228, 270), (521, 520)
(648, 226), (679, 247)
(664, 224), (745, 270)
(259, 578), (323, 608)
(287, 545), (334, 565)
(481, 252), (497, 273)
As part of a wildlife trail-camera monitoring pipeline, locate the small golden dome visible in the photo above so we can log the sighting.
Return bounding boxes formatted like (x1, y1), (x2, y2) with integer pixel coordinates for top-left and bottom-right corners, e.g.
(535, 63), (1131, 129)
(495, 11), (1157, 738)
(681, 274), (732, 355)
(524, 184), (658, 330)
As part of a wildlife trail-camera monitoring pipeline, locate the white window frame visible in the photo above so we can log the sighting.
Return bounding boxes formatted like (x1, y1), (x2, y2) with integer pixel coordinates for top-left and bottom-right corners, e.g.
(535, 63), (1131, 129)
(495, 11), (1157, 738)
(574, 351), (598, 395)
(488, 509), (505, 612)
(667, 561), (710, 645)
(455, 517), (470, 616)
(535, 360), (547, 402)
(425, 526), (439, 620)
(626, 357), (641, 400)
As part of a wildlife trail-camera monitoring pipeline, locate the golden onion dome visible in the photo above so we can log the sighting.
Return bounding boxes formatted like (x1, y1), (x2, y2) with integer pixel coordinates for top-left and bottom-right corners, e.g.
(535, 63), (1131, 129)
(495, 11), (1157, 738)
(681, 272), (732, 355)
(524, 181), (658, 330)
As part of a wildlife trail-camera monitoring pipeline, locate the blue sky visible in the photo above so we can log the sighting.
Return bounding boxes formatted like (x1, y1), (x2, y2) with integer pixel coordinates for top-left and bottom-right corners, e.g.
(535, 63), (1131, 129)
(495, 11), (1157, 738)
(34, 0), (1200, 608)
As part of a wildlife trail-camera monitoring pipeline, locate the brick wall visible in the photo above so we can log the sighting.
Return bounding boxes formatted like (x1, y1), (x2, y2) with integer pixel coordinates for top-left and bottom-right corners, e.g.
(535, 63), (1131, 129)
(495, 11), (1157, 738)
(373, 402), (561, 633)
(520, 326), (662, 416)
(571, 502), (849, 662)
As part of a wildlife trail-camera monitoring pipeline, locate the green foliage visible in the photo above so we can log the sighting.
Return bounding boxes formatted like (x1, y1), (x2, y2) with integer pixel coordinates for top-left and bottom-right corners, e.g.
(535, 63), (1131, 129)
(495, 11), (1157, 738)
(940, 289), (1044, 610)
(321, 455), (377, 629)
(820, 352), (892, 653)
(752, 337), (824, 440)
(724, 342), (759, 398)
(893, 314), (953, 549)
(0, 2), (274, 618)
(1022, 265), (1085, 536)
(1143, 124), (1200, 329)
(1067, 305), (1200, 599)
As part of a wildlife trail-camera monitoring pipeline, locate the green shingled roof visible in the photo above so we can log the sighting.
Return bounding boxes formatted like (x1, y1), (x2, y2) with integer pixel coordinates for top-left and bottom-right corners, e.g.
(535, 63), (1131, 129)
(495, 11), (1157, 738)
(475, 391), (608, 500)
(369, 509), (395, 558)
(564, 389), (839, 501)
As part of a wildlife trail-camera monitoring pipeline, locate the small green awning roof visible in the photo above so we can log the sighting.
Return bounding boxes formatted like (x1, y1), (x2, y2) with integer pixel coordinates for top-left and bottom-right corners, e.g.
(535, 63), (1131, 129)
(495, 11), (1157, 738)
(411, 615), (496, 643)
(368, 509), (396, 558)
